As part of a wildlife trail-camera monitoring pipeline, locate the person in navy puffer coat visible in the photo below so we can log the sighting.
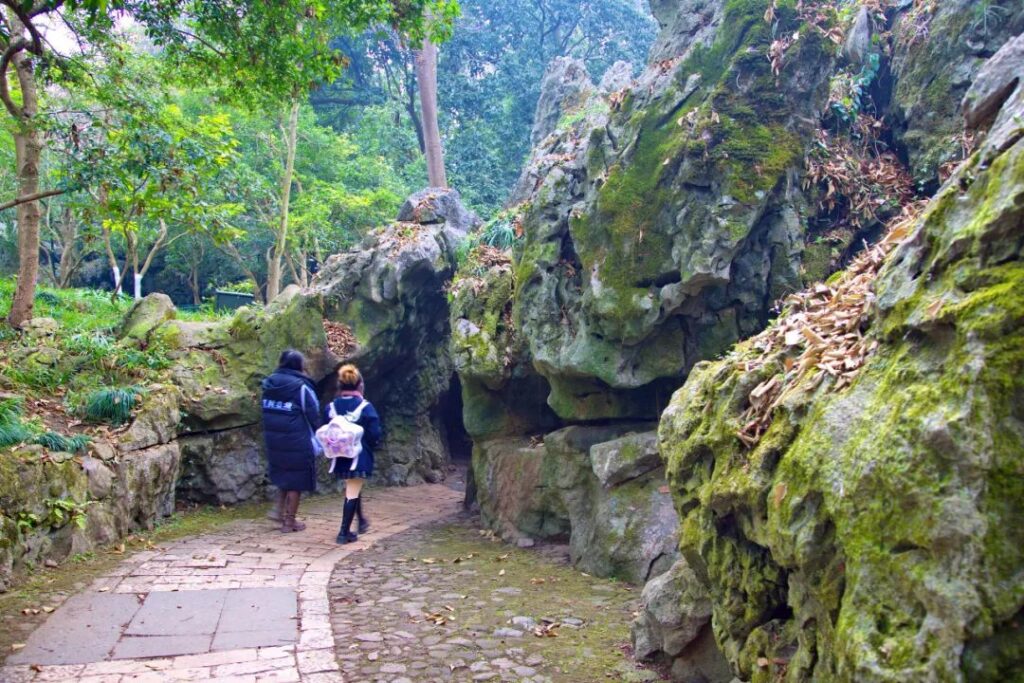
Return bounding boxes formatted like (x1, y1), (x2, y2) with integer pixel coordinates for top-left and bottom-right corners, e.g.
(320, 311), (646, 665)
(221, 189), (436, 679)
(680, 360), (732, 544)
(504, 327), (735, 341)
(261, 349), (322, 533)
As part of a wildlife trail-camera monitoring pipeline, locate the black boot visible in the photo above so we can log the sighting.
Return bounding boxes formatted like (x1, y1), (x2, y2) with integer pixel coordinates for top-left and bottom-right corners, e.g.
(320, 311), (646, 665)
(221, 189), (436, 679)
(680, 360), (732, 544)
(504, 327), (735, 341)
(336, 498), (358, 544)
(356, 496), (369, 535)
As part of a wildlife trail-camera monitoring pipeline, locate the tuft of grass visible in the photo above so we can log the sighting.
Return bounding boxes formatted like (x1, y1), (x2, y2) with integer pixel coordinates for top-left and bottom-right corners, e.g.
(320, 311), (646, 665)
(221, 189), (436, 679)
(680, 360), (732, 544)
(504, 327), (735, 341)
(0, 397), (89, 451)
(33, 431), (90, 453)
(83, 386), (140, 425)
(480, 216), (518, 250)
(0, 398), (33, 448)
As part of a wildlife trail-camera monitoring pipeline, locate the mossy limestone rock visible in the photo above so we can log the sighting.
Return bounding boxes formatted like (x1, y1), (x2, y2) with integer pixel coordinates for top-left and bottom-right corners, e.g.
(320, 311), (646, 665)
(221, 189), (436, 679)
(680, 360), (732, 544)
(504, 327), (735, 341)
(659, 78), (1024, 681)
(118, 384), (181, 453)
(590, 430), (661, 487)
(473, 423), (676, 584)
(631, 556), (732, 682)
(169, 298), (328, 433)
(510, 0), (825, 421)
(889, 0), (1024, 186)
(118, 293), (176, 342)
(299, 189), (482, 485)
(0, 441), (179, 591)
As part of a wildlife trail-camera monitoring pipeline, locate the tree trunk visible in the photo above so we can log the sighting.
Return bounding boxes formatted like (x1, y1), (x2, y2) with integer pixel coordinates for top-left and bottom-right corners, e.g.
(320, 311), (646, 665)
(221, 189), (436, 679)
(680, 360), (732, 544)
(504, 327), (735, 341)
(132, 218), (169, 300)
(219, 241), (264, 305)
(265, 99), (300, 303)
(57, 208), (80, 288)
(415, 39), (447, 188)
(6, 49), (41, 328)
(190, 264), (201, 305)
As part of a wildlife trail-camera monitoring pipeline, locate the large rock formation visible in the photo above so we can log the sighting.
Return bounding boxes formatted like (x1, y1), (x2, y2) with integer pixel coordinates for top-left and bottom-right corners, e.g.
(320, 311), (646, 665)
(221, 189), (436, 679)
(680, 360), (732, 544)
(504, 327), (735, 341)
(121, 188), (481, 490)
(457, 2), (1024, 680)
(305, 188), (480, 484)
(658, 37), (1024, 681)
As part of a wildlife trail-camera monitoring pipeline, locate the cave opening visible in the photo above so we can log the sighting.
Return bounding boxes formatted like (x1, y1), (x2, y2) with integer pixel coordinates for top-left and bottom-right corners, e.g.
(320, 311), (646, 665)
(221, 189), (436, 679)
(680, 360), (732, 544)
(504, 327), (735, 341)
(440, 372), (473, 464)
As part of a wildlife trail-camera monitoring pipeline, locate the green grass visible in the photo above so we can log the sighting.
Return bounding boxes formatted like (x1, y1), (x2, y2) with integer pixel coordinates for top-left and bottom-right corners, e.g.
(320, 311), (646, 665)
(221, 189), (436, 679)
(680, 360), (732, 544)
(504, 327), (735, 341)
(83, 386), (140, 425)
(0, 398), (90, 452)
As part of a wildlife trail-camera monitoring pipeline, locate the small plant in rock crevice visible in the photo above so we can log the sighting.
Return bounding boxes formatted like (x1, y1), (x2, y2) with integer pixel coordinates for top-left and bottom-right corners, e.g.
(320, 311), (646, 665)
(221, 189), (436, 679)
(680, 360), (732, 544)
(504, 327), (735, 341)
(43, 498), (91, 530)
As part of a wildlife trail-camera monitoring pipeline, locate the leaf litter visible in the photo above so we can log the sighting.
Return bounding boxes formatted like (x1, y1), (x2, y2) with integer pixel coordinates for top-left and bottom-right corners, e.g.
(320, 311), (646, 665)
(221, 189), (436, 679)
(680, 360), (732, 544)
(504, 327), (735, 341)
(736, 201), (925, 448)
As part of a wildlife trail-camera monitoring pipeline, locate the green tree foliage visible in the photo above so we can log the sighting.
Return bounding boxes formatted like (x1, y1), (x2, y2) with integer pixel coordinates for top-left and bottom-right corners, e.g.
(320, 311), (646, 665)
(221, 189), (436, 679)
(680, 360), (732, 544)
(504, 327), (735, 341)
(315, 0), (656, 214)
(0, 0), (456, 324)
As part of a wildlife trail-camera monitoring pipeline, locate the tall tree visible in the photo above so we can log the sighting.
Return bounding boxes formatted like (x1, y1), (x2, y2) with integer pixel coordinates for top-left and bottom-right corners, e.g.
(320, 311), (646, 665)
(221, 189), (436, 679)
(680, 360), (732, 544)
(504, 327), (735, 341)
(2, 6), (44, 328)
(315, 0), (655, 213)
(265, 99), (300, 302)
(415, 37), (446, 187)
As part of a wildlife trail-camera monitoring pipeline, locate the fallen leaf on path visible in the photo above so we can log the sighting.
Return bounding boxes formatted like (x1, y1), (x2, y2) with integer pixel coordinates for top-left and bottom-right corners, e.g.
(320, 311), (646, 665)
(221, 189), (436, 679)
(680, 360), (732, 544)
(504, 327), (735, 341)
(11, 644), (25, 651)
(498, 569), (506, 577)
(533, 622), (561, 638)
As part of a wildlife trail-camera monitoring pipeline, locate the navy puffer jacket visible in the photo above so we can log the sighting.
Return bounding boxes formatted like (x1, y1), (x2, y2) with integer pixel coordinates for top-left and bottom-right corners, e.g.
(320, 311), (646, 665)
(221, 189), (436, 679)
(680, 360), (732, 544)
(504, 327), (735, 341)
(261, 368), (321, 492)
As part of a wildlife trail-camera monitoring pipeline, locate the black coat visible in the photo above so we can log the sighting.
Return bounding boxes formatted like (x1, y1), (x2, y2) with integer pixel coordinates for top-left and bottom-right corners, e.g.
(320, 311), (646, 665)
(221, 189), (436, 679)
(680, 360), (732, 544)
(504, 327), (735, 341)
(261, 368), (322, 492)
(325, 395), (381, 479)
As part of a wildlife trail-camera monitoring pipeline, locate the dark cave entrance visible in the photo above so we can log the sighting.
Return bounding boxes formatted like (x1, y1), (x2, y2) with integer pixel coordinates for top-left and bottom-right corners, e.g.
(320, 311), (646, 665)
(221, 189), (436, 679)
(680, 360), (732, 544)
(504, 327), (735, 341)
(440, 373), (473, 464)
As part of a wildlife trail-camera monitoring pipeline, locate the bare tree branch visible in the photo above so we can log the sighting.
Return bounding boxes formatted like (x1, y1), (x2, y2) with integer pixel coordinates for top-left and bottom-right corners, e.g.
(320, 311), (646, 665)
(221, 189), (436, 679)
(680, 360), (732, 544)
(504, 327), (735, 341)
(0, 187), (66, 211)
(0, 36), (30, 119)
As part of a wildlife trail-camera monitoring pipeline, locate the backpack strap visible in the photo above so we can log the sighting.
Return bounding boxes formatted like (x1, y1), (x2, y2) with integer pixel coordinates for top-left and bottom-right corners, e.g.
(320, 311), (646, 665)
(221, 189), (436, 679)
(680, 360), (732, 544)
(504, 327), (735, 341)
(345, 400), (369, 422)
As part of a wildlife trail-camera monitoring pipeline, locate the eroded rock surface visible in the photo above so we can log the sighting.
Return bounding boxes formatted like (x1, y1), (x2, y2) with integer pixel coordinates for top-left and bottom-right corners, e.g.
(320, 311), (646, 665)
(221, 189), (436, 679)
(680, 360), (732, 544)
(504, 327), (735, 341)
(472, 424), (678, 585)
(659, 54), (1024, 681)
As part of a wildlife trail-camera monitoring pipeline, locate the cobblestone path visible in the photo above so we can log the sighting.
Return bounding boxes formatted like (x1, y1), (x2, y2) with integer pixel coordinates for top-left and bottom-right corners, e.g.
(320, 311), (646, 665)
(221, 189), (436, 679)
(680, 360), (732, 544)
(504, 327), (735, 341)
(328, 522), (649, 683)
(0, 485), (463, 683)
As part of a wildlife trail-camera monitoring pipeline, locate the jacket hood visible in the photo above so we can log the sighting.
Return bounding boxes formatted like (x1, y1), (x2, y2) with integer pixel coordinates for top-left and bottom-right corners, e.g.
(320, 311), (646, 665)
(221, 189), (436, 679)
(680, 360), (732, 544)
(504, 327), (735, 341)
(261, 368), (315, 393)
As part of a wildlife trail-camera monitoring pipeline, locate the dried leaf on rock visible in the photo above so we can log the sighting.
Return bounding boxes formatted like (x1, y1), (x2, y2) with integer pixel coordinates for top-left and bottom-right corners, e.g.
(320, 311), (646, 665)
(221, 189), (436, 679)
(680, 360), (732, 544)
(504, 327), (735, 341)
(735, 202), (925, 448)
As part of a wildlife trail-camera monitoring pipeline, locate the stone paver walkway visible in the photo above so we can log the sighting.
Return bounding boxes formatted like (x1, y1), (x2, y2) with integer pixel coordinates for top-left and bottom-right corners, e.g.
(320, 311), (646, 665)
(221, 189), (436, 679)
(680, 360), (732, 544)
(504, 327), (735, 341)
(1, 485), (463, 683)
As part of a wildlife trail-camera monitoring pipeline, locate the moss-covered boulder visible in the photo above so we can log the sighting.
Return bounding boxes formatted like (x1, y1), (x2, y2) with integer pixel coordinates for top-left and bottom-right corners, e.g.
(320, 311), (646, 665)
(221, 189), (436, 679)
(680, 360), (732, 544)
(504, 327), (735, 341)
(473, 423), (677, 584)
(631, 556), (732, 682)
(658, 59), (1024, 681)
(118, 293), (176, 342)
(449, 254), (560, 439)
(168, 297), (328, 433)
(117, 384), (180, 453)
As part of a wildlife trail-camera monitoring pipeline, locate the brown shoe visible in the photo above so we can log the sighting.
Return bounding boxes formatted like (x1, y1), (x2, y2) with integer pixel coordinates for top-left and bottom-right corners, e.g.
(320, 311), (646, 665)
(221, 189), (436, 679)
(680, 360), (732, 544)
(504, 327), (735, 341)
(280, 491), (307, 533)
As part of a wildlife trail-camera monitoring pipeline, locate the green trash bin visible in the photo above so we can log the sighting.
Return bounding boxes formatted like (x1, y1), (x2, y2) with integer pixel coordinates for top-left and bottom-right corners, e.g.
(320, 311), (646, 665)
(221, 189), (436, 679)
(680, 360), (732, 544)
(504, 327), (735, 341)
(214, 290), (255, 311)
